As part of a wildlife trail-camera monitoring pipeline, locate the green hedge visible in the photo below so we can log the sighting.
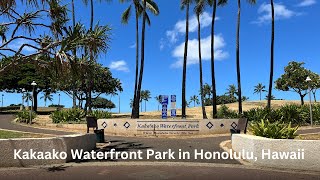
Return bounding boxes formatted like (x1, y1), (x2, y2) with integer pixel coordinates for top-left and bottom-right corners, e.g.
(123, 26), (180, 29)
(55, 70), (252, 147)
(16, 110), (37, 123)
(250, 119), (298, 139)
(88, 110), (112, 119)
(50, 109), (85, 123)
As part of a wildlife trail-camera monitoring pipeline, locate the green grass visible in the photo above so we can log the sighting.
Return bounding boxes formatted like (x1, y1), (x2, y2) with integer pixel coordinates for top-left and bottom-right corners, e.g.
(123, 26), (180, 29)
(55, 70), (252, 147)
(0, 130), (24, 139)
(0, 130), (52, 139)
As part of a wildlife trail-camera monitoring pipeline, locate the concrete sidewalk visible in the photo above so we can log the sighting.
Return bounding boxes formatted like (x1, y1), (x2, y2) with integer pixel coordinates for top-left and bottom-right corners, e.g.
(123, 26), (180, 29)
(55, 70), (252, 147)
(0, 115), (73, 135)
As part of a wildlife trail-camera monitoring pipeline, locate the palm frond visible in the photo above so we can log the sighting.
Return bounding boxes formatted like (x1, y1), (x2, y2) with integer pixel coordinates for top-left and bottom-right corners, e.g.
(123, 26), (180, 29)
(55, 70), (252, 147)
(121, 5), (132, 24)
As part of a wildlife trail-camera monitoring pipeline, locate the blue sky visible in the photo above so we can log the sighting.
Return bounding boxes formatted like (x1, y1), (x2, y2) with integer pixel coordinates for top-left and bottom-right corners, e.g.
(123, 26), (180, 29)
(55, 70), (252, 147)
(1, 0), (320, 113)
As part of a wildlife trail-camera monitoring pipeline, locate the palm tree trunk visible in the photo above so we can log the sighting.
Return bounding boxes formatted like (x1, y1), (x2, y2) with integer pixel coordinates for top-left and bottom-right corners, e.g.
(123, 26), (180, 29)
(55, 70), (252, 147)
(300, 94), (305, 105)
(145, 100), (147, 112)
(72, 0), (77, 109)
(131, 10), (140, 118)
(45, 100), (46, 107)
(197, 14), (207, 119)
(236, 0), (243, 114)
(267, 0), (275, 110)
(182, 3), (190, 119)
(313, 91), (317, 102)
(211, 0), (217, 118)
(260, 92), (262, 101)
(133, 0), (147, 118)
(90, 0), (94, 30)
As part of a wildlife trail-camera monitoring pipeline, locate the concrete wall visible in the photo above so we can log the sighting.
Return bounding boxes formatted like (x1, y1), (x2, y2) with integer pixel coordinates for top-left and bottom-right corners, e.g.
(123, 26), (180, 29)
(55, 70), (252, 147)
(97, 119), (240, 136)
(232, 134), (320, 171)
(0, 134), (96, 167)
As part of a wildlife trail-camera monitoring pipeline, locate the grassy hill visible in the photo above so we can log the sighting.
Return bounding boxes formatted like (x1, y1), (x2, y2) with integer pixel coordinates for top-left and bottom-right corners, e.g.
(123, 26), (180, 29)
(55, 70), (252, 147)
(115, 100), (304, 119)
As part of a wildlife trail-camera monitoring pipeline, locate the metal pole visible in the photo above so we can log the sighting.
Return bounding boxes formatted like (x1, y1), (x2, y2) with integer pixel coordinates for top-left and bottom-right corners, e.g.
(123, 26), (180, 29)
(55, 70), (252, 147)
(119, 94), (120, 114)
(21, 92), (24, 110)
(309, 85), (313, 127)
(1, 94), (3, 107)
(58, 94), (61, 106)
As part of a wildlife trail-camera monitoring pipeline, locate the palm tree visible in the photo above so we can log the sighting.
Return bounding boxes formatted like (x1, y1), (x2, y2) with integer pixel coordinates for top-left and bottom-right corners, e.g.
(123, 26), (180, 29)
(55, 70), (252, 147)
(120, 0), (159, 118)
(181, 0), (193, 119)
(189, 95), (200, 107)
(155, 95), (161, 111)
(132, 0), (159, 118)
(208, 0), (228, 118)
(195, 0), (207, 119)
(129, 98), (133, 108)
(226, 84), (238, 101)
(267, 0), (275, 110)
(235, 0), (256, 114)
(141, 90), (151, 112)
(254, 83), (266, 101)
(40, 92), (53, 107)
(203, 83), (212, 99)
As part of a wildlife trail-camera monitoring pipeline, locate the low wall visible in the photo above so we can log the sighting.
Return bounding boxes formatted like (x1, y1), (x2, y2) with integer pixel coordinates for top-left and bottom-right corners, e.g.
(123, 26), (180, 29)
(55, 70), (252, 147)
(97, 119), (240, 136)
(0, 134), (96, 167)
(232, 134), (320, 171)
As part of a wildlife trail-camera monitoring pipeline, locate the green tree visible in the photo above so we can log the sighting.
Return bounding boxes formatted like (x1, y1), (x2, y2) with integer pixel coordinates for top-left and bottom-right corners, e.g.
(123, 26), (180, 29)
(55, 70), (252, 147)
(226, 84), (238, 101)
(40, 91), (53, 107)
(203, 83), (212, 99)
(119, 0), (159, 118)
(254, 83), (266, 101)
(235, 0), (256, 114)
(155, 95), (161, 111)
(0, 60), (53, 112)
(208, 0), (228, 118)
(275, 61), (317, 105)
(189, 95), (200, 107)
(181, 0), (193, 119)
(194, 0), (207, 119)
(141, 90), (151, 112)
(267, 0), (275, 110)
(92, 97), (115, 110)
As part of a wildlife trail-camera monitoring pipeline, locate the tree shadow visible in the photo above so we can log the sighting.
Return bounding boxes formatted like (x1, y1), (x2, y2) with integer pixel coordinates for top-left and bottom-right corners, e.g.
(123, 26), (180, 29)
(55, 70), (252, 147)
(45, 165), (69, 172)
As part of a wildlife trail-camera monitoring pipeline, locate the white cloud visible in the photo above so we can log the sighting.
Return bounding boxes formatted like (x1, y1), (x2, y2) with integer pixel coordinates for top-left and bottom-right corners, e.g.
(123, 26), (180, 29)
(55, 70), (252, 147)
(9, 39), (36, 52)
(297, 0), (316, 7)
(253, 3), (297, 24)
(109, 60), (129, 72)
(166, 12), (218, 44)
(171, 34), (228, 68)
(129, 43), (136, 49)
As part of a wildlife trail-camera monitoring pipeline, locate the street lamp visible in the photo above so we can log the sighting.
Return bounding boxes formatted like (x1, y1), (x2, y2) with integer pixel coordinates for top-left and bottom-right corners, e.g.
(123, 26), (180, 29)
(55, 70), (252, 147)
(1, 94), (3, 107)
(306, 76), (313, 127)
(58, 93), (61, 106)
(30, 81), (37, 124)
(21, 88), (26, 110)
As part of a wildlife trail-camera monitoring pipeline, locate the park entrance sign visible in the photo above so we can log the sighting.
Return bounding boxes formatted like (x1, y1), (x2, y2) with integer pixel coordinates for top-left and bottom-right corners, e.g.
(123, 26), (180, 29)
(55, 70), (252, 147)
(97, 119), (240, 136)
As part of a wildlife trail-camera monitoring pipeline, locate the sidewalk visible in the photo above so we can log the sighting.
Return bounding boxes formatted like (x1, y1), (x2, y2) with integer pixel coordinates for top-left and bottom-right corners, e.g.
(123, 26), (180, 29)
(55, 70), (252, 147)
(0, 115), (73, 135)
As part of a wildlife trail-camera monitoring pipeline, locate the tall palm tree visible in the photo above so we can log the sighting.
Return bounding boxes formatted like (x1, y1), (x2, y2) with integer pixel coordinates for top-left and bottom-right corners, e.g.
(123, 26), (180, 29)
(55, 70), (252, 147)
(40, 92), (53, 107)
(254, 83), (266, 101)
(141, 90), (151, 112)
(194, 0), (207, 119)
(189, 95), (200, 107)
(203, 83), (212, 99)
(132, 0), (159, 118)
(226, 84), (237, 101)
(120, 0), (159, 118)
(235, 0), (256, 114)
(155, 95), (161, 111)
(181, 0), (193, 119)
(267, 0), (275, 110)
(208, 0), (227, 118)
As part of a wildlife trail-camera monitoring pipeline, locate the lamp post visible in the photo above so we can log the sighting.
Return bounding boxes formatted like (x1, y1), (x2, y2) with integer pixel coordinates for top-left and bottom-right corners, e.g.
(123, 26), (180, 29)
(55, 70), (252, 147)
(1, 94), (3, 107)
(306, 76), (313, 127)
(30, 81), (37, 124)
(58, 93), (61, 106)
(21, 88), (26, 110)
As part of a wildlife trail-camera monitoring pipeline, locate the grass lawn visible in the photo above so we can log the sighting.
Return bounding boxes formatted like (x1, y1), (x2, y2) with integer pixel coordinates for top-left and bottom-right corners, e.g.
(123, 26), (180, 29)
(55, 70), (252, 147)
(297, 134), (320, 140)
(0, 130), (52, 139)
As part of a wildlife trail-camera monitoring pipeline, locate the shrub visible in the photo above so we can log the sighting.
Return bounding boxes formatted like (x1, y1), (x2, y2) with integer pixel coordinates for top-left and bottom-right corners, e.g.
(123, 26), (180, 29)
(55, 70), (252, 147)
(50, 109), (85, 123)
(89, 110), (112, 119)
(48, 104), (65, 108)
(16, 110), (37, 123)
(216, 105), (239, 119)
(250, 119), (298, 139)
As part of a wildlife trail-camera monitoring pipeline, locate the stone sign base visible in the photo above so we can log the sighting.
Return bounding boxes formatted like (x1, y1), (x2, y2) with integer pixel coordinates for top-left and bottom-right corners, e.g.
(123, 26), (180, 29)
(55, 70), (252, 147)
(97, 119), (240, 137)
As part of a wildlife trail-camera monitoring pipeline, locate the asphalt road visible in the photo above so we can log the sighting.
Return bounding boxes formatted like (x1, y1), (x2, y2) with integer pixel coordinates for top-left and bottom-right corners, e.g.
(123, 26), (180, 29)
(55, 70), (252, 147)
(0, 163), (319, 180)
